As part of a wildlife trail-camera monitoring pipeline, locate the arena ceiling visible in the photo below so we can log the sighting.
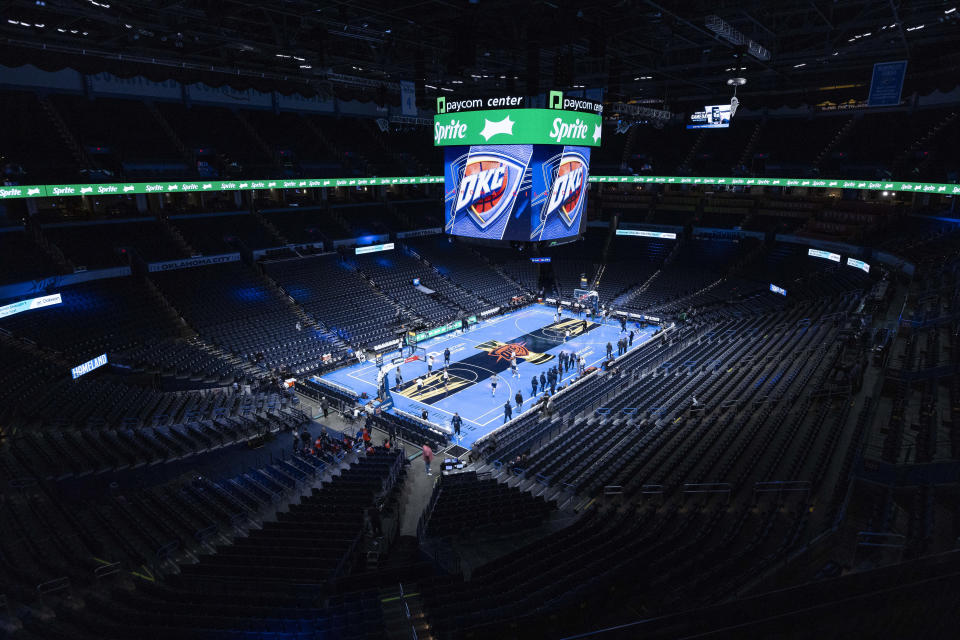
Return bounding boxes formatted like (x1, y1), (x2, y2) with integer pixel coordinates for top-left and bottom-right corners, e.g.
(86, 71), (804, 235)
(2, 0), (960, 106)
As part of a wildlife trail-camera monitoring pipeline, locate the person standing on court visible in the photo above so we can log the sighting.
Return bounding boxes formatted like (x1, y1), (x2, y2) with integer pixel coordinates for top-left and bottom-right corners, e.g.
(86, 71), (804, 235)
(629, 329), (635, 347)
(531, 375), (538, 396)
(444, 347), (451, 366)
(515, 390), (523, 410)
(395, 365), (403, 390)
(422, 444), (434, 475)
(503, 401), (512, 423)
(428, 354), (435, 373)
(451, 412), (462, 439)
(564, 329), (570, 342)
(491, 375), (498, 397)
(606, 342), (613, 359)
(539, 371), (547, 392)
(442, 368), (450, 392)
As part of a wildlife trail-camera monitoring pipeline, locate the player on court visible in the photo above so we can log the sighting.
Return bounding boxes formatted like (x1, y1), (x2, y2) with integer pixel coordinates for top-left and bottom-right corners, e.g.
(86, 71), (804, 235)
(510, 353), (519, 378)
(490, 375), (498, 397)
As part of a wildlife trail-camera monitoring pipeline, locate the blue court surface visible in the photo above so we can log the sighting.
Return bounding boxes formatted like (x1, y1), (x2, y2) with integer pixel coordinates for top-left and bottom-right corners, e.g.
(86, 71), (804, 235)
(321, 304), (656, 444)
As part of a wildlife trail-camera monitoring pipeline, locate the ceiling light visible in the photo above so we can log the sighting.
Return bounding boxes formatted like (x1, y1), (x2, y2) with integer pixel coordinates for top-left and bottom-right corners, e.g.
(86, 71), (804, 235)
(793, 63), (806, 68)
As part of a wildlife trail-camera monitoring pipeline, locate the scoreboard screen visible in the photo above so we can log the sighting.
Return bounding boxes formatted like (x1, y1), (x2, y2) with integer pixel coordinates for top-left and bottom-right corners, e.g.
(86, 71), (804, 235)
(443, 144), (590, 242)
(436, 95), (598, 243)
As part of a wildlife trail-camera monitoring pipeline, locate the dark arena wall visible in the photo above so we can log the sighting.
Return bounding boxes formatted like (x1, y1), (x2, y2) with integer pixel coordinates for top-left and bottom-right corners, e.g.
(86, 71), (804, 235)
(2, 1), (960, 638)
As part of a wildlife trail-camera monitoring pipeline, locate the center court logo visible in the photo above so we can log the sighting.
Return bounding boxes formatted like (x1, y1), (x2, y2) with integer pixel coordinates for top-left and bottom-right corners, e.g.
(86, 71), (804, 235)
(489, 342), (530, 363)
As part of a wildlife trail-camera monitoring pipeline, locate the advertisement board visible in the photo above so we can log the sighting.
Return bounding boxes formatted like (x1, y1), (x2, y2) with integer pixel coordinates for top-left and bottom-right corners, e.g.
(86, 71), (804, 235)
(616, 229), (678, 239)
(355, 243), (395, 255)
(847, 257), (870, 273)
(808, 248), (841, 262)
(687, 104), (732, 129)
(71, 353), (108, 379)
(433, 108), (602, 147)
(5, 175), (960, 201)
(0, 293), (62, 319)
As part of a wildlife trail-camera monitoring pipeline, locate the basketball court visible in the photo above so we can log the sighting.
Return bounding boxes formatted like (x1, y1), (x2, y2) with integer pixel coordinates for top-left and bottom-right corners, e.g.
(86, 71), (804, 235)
(319, 304), (657, 445)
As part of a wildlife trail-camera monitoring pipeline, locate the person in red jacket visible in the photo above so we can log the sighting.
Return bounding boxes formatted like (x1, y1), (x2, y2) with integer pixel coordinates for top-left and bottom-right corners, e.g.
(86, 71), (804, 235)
(422, 443), (434, 475)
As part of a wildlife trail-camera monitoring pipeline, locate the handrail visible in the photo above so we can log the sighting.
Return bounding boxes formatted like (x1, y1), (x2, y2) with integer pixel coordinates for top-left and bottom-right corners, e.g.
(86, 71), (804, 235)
(36, 576), (70, 595)
(93, 561), (122, 578)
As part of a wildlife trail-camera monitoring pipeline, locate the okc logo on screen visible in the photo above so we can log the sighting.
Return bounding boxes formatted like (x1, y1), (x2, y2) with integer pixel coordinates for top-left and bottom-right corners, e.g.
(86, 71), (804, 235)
(454, 154), (521, 229)
(545, 154), (587, 226)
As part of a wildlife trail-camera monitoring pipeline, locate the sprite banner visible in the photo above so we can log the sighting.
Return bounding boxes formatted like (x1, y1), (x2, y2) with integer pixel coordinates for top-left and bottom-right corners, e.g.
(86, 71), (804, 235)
(2, 174), (959, 200)
(0, 185), (45, 199)
(0, 176), (444, 200)
(433, 109), (603, 147)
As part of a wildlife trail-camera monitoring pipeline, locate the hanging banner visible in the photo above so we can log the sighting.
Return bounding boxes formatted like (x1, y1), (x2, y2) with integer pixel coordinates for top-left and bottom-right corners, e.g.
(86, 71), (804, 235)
(400, 81), (417, 116)
(868, 60), (908, 107)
